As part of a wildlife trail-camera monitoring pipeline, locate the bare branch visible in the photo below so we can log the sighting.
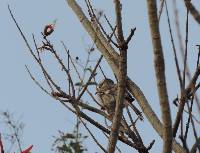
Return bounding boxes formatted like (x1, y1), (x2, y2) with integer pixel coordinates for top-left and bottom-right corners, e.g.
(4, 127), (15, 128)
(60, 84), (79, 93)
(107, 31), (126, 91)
(158, 0), (165, 22)
(173, 65), (200, 137)
(25, 65), (51, 96)
(107, 1), (127, 152)
(66, 1), (188, 152)
(77, 55), (103, 101)
(146, 1), (172, 152)
(125, 28), (136, 46)
(80, 119), (107, 153)
(184, 0), (200, 25)
(165, 1), (182, 88)
(190, 137), (200, 153)
(173, 0), (200, 113)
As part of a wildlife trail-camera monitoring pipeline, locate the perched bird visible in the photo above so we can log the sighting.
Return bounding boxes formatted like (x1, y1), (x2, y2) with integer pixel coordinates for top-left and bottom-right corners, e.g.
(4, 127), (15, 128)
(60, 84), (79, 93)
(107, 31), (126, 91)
(96, 78), (143, 120)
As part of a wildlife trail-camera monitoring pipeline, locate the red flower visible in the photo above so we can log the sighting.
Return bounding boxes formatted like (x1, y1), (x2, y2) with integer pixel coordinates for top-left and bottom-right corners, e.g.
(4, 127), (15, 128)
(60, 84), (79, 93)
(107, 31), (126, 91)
(21, 145), (33, 153)
(43, 19), (57, 38)
(43, 24), (54, 38)
(0, 134), (4, 153)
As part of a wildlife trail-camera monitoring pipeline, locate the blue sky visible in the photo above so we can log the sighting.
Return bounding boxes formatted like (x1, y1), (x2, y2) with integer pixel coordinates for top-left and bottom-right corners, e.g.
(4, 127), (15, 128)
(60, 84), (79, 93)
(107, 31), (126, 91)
(0, 0), (200, 153)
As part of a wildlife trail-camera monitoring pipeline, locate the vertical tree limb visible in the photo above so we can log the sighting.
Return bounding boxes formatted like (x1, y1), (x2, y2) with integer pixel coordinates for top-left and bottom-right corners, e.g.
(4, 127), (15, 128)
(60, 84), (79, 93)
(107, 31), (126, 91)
(107, 0), (127, 152)
(146, 0), (172, 153)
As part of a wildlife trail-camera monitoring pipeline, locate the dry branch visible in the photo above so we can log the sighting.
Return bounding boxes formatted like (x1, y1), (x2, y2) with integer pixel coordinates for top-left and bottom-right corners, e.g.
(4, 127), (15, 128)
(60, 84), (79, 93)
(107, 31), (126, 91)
(146, 0), (172, 152)
(66, 0), (187, 152)
(107, 1), (127, 152)
(184, 0), (200, 25)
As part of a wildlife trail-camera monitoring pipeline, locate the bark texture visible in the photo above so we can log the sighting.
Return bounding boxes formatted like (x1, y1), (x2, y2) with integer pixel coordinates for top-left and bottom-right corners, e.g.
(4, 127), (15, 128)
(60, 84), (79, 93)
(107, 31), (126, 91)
(146, 1), (172, 153)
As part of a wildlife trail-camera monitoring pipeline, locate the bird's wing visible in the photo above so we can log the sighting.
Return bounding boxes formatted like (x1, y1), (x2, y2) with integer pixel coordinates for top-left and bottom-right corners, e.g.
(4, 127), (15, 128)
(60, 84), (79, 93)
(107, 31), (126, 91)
(125, 89), (135, 102)
(110, 85), (134, 102)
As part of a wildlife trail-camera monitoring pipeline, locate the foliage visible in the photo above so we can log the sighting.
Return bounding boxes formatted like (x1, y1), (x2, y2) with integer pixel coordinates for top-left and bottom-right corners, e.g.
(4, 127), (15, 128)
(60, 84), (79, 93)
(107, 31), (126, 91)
(52, 129), (88, 153)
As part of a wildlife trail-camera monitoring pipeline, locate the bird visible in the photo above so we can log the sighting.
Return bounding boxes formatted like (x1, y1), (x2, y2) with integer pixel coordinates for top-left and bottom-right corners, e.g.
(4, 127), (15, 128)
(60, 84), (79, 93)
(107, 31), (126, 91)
(96, 78), (143, 121)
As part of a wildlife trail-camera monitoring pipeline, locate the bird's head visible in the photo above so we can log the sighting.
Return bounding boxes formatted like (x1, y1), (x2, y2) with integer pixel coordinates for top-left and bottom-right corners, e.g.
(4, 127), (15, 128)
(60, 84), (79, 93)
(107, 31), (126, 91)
(97, 78), (115, 92)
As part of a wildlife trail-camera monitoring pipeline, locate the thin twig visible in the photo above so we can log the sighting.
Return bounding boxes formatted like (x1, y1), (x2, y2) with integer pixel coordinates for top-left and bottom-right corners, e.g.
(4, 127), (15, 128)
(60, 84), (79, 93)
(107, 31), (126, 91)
(158, 0), (165, 22)
(183, 97), (194, 145)
(126, 107), (142, 142)
(165, 0), (182, 88)
(190, 137), (200, 153)
(173, 0), (200, 113)
(173, 4), (190, 138)
(196, 45), (200, 68)
(76, 55), (103, 101)
(190, 119), (200, 152)
(43, 37), (76, 98)
(85, 0), (118, 48)
(104, 15), (119, 45)
(25, 65), (51, 96)
(80, 118), (107, 153)
(32, 35), (54, 92)
(173, 65), (200, 137)
(182, 4), (189, 91)
(125, 28), (136, 46)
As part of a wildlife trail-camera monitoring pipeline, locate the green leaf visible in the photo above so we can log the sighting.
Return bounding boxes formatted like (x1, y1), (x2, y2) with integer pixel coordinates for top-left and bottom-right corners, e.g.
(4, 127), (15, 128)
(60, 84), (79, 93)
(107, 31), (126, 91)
(83, 82), (98, 87)
(88, 82), (98, 85)
(75, 82), (83, 86)
(84, 67), (93, 73)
